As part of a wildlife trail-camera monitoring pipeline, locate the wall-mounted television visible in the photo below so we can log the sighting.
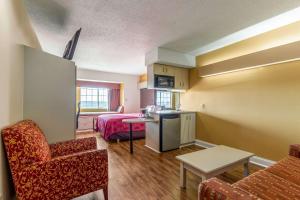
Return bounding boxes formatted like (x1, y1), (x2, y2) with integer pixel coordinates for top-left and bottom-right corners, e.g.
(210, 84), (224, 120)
(63, 28), (81, 60)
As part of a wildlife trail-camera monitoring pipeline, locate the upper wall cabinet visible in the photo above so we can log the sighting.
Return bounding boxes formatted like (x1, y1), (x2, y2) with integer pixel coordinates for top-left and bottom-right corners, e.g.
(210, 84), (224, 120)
(147, 63), (189, 91)
(175, 67), (189, 90)
(153, 64), (175, 76)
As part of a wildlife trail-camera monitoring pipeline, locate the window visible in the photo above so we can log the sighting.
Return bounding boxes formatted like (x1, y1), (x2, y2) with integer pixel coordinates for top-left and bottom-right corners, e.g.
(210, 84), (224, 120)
(80, 87), (109, 109)
(156, 90), (172, 108)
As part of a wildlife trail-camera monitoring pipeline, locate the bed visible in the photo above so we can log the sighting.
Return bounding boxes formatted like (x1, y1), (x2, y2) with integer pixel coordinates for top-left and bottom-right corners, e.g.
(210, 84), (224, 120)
(95, 113), (145, 141)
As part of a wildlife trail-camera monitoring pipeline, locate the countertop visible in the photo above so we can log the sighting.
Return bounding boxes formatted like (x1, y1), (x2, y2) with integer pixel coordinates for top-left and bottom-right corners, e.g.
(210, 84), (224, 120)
(149, 110), (196, 115)
(122, 118), (158, 123)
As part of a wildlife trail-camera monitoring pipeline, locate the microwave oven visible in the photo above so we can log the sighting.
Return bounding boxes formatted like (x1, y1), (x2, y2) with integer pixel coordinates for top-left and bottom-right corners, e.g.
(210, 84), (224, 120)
(154, 75), (175, 88)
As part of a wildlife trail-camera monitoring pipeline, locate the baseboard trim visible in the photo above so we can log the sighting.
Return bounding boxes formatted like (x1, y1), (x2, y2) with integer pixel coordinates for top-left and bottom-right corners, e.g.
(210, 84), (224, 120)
(180, 142), (195, 148)
(194, 139), (276, 168)
(194, 139), (215, 148)
(249, 156), (276, 168)
(144, 145), (161, 154)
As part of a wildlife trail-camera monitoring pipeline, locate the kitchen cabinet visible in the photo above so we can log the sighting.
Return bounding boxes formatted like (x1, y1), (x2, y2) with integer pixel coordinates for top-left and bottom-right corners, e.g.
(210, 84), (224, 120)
(147, 63), (189, 90)
(145, 121), (160, 153)
(153, 64), (175, 76)
(180, 113), (196, 144)
(175, 67), (189, 90)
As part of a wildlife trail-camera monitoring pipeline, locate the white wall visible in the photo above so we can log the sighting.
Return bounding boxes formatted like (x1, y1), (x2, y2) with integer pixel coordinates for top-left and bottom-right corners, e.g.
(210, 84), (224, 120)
(77, 69), (140, 113)
(24, 47), (76, 144)
(0, 0), (40, 199)
(145, 47), (196, 67)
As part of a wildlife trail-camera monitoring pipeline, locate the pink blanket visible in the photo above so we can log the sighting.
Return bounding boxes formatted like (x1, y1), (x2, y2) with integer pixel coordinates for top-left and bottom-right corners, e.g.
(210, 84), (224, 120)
(96, 113), (145, 140)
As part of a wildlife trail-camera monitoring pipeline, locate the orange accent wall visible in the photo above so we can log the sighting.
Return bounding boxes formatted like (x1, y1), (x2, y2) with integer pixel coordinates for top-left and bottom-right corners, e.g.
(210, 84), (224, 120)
(120, 83), (125, 106)
(139, 74), (147, 82)
(181, 21), (300, 161)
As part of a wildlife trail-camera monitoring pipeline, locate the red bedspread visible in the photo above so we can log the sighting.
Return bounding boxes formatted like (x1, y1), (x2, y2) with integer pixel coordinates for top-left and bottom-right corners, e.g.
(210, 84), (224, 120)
(96, 113), (145, 140)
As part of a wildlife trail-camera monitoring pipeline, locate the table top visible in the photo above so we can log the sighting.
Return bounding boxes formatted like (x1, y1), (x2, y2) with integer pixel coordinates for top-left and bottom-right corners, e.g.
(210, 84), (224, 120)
(150, 110), (196, 115)
(176, 145), (254, 174)
(122, 118), (157, 123)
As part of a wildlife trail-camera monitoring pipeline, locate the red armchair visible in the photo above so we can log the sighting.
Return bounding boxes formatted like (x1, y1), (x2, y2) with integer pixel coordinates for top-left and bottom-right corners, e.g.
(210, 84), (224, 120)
(1, 120), (108, 200)
(289, 144), (300, 158)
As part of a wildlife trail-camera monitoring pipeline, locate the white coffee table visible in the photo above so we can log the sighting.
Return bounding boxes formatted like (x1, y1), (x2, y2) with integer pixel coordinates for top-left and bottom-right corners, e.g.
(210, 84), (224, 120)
(176, 145), (254, 188)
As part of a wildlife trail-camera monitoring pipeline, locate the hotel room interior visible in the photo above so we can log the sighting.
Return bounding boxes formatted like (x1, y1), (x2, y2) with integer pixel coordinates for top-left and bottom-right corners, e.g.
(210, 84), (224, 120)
(1, 0), (300, 199)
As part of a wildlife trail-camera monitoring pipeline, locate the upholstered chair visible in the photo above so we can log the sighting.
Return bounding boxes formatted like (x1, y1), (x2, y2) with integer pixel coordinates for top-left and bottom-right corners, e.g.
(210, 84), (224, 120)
(1, 120), (108, 200)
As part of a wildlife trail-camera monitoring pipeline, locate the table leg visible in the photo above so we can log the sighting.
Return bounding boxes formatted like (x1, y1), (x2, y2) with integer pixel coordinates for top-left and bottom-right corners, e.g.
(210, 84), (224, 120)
(180, 163), (186, 188)
(129, 123), (133, 154)
(243, 160), (249, 177)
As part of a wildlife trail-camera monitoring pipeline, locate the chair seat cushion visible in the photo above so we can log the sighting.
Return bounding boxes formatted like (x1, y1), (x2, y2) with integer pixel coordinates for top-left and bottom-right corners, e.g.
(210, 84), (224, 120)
(265, 156), (300, 186)
(233, 170), (300, 200)
(2, 120), (51, 171)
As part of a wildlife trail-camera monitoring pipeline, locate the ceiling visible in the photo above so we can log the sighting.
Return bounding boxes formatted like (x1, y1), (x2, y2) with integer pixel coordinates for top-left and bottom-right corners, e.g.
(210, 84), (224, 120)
(24, 0), (300, 75)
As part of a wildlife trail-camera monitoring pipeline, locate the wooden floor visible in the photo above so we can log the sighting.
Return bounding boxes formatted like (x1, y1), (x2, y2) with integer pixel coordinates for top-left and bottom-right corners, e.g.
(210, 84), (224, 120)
(74, 132), (262, 200)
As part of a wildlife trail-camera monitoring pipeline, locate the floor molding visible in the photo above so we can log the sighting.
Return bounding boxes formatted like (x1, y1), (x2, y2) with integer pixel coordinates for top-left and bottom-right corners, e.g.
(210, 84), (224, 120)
(180, 142), (195, 148)
(194, 139), (276, 168)
(76, 129), (94, 133)
(144, 145), (161, 154)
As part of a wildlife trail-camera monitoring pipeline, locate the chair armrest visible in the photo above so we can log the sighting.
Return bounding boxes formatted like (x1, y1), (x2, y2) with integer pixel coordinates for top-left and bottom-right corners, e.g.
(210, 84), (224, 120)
(50, 137), (97, 157)
(15, 149), (108, 200)
(199, 178), (258, 200)
(289, 144), (300, 158)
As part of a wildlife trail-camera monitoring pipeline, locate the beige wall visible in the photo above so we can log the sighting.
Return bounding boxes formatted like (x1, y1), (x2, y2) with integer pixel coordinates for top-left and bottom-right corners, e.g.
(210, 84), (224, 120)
(181, 21), (300, 161)
(0, 0), (40, 199)
(24, 47), (76, 144)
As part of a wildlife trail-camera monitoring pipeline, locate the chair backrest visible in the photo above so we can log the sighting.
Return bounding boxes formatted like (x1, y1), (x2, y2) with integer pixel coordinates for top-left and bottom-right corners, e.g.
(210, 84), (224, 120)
(1, 120), (51, 173)
(116, 105), (124, 113)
